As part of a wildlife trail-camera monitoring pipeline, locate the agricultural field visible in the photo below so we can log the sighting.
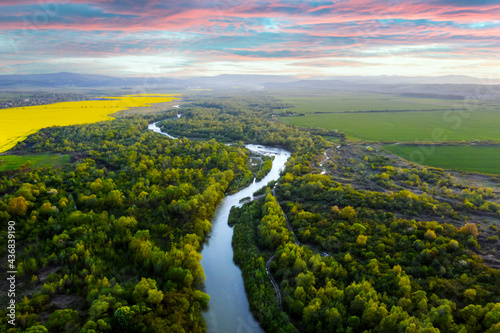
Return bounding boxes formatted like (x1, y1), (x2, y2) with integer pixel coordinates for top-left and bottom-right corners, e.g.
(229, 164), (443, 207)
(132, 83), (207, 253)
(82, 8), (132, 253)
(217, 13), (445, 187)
(280, 108), (500, 142)
(0, 153), (70, 171)
(0, 94), (180, 153)
(275, 92), (462, 114)
(384, 144), (500, 174)
(276, 92), (500, 175)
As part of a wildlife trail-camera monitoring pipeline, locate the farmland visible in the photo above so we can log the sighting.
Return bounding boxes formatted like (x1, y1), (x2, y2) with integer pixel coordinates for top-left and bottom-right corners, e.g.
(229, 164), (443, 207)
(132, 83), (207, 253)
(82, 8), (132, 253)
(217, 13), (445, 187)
(276, 92), (461, 114)
(280, 109), (500, 142)
(384, 144), (500, 174)
(275, 92), (500, 174)
(0, 94), (180, 153)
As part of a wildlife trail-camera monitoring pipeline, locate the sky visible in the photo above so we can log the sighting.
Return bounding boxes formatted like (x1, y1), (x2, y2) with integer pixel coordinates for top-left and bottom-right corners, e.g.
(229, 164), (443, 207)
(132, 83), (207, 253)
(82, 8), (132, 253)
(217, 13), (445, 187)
(1, 0), (500, 78)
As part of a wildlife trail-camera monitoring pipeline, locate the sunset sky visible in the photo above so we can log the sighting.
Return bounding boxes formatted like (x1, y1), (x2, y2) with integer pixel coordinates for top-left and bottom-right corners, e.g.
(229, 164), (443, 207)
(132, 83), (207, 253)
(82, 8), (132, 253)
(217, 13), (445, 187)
(1, 0), (500, 78)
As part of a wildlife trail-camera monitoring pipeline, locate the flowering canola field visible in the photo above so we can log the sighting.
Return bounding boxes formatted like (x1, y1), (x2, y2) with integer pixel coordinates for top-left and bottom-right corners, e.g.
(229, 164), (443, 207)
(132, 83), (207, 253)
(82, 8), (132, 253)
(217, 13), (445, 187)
(0, 94), (180, 153)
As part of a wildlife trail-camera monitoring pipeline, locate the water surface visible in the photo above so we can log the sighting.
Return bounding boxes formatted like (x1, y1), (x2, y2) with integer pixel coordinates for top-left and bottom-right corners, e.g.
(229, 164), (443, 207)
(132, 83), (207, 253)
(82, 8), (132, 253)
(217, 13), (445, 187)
(149, 124), (291, 333)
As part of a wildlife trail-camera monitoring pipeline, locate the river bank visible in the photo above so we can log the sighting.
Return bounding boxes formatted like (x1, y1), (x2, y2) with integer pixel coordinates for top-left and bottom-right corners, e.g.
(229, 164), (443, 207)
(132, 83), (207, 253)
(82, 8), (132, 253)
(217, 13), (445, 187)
(149, 121), (291, 333)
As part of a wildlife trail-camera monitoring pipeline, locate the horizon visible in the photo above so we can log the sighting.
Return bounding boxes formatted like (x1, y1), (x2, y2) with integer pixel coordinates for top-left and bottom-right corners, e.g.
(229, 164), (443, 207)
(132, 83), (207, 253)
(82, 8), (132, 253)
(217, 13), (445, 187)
(0, 71), (494, 79)
(2, 1), (500, 78)
(1, 72), (499, 84)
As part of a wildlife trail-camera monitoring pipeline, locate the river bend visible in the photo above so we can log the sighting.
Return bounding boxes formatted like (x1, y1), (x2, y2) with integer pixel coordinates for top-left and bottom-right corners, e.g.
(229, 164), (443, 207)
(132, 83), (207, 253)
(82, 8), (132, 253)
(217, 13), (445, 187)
(149, 122), (291, 333)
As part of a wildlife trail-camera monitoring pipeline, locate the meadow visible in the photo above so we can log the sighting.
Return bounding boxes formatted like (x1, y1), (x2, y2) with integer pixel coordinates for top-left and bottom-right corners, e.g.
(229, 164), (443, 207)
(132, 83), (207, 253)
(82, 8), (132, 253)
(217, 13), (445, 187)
(276, 92), (461, 114)
(384, 144), (500, 174)
(0, 153), (70, 171)
(0, 94), (180, 153)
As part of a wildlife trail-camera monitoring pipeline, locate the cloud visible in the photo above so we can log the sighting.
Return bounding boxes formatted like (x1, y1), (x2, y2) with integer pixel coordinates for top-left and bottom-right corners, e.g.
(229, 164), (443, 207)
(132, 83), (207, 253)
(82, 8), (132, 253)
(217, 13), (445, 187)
(432, 0), (500, 6)
(1, 0), (500, 77)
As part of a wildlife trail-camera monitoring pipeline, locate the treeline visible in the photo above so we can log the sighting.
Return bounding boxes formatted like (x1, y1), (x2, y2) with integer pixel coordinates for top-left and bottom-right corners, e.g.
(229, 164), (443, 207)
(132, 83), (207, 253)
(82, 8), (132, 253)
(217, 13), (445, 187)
(367, 155), (500, 216)
(229, 196), (296, 333)
(256, 156), (274, 182)
(0, 116), (253, 332)
(157, 95), (335, 152)
(327, 144), (500, 256)
(0, 92), (93, 109)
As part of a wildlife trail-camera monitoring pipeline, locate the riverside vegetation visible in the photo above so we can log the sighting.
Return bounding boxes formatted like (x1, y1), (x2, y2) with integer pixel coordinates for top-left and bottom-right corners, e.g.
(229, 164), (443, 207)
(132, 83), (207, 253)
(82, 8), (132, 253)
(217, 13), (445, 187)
(0, 93), (499, 332)
(0, 113), (253, 332)
(162, 94), (500, 332)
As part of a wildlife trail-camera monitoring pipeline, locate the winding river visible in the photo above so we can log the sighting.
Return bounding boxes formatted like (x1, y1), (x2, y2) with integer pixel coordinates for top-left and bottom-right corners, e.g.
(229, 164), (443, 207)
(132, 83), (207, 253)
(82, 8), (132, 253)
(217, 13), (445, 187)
(149, 121), (291, 332)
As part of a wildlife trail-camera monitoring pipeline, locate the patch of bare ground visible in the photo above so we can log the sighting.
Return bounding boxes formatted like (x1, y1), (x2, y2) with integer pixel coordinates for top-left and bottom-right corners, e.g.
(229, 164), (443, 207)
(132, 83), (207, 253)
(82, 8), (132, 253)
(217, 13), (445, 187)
(321, 142), (500, 269)
(14, 266), (64, 299)
(480, 254), (500, 270)
(38, 266), (62, 283)
(37, 294), (86, 326)
(449, 172), (500, 195)
(47, 294), (85, 310)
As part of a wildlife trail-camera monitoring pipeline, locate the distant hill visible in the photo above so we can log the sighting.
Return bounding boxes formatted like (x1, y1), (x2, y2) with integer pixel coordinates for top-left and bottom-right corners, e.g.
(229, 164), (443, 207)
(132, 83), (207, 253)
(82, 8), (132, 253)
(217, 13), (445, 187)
(0, 72), (188, 89)
(262, 78), (500, 100)
(306, 75), (500, 85)
(1, 72), (498, 99)
(186, 74), (298, 89)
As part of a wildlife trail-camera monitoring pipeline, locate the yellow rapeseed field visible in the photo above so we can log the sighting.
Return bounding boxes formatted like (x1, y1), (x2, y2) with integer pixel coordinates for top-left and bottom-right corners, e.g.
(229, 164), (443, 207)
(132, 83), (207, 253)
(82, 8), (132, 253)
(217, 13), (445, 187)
(0, 94), (180, 153)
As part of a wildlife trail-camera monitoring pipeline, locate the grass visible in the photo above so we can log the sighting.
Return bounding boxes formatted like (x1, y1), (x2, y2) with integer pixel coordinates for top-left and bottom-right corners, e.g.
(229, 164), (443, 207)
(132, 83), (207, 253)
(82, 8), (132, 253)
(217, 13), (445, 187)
(0, 94), (180, 153)
(280, 109), (500, 142)
(0, 153), (71, 172)
(275, 92), (464, 114)
(276, 92), (500, 175)
(384, 145), (500, 174)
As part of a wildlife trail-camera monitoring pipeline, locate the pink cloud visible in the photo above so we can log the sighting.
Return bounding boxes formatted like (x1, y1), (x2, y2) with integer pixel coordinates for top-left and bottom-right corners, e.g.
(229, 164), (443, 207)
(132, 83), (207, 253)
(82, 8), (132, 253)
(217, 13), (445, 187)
(3, 0), (500, 32)
(2, 0), (500, 76)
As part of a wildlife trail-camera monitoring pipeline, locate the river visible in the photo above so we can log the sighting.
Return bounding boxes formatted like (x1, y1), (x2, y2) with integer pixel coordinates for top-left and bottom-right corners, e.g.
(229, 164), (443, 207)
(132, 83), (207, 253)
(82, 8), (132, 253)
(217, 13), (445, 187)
(149, 122), (291, 333)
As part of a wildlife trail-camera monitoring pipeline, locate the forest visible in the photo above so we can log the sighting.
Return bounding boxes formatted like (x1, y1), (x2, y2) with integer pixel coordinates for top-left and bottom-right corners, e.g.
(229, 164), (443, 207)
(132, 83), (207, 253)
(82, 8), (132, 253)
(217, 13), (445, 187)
(0, 114), (254, 332)
(0, 93), (499, 332)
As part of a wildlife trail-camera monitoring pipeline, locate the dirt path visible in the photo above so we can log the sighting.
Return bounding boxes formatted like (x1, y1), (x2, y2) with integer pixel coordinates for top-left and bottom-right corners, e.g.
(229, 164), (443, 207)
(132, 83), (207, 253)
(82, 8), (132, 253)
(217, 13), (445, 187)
(265, 255), (283, 311)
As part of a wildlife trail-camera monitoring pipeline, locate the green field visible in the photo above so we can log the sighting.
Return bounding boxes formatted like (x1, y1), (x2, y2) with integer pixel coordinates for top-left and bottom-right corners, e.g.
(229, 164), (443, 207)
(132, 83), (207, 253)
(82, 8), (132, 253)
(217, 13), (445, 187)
(0, 153), (70, 171)
(276, 92), (465, 114)
(385, 144), (500, 174)
(280, 109), (500, 142)
(276, 92), (500, 174)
